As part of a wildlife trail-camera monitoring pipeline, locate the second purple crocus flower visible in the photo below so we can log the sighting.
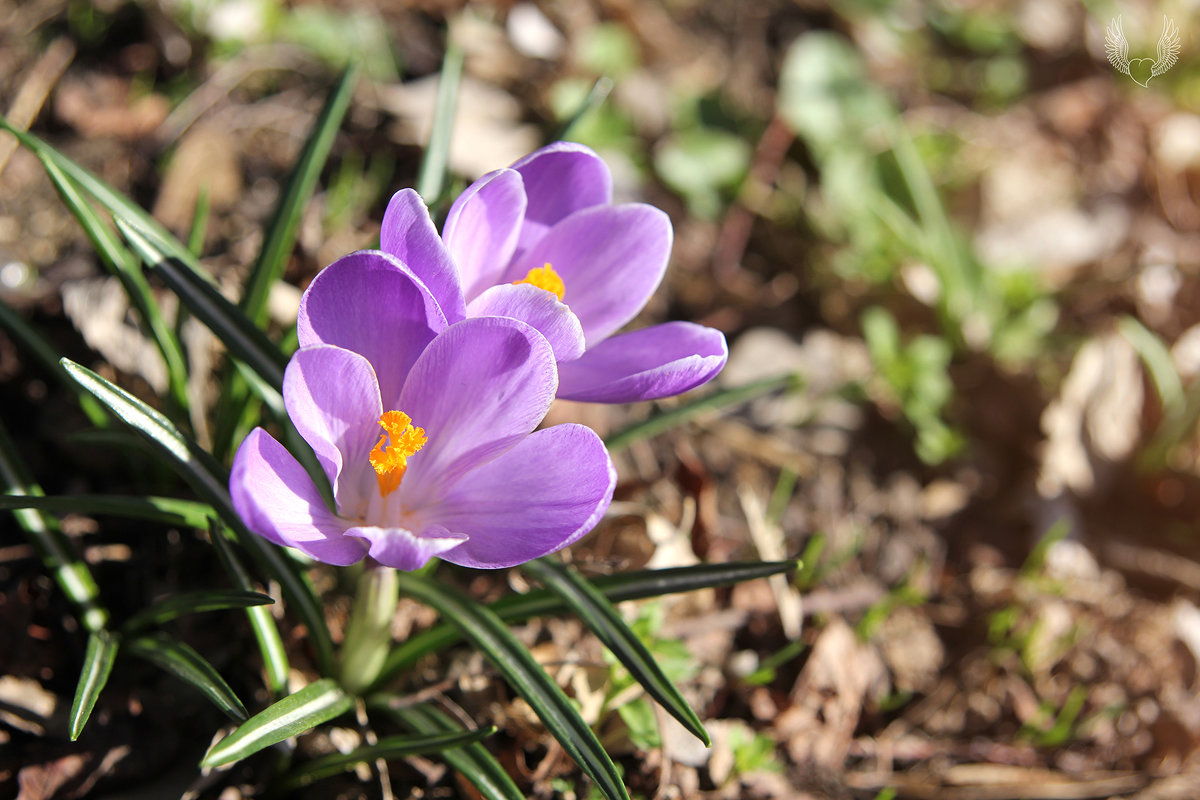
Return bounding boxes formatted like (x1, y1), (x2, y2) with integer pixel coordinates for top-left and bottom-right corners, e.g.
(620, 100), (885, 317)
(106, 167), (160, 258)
(344, 142), (729, 404)
(231, 252), (616, 571)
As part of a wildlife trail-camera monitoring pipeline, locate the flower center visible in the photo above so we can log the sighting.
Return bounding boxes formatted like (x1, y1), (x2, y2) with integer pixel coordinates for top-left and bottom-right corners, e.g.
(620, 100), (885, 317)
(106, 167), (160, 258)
(368, 410), (427, 498)
(513, 262), (565, 302)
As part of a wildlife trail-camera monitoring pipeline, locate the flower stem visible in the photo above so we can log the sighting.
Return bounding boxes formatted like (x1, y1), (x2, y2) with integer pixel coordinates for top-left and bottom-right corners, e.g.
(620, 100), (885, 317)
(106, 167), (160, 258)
(339, 565), (399, 695)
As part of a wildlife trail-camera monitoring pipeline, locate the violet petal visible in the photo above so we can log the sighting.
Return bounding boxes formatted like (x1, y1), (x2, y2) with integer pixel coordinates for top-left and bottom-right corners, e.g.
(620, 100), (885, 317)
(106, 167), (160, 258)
(297, 250), (446, 409)
(510, 142), (612, 260)
(436, 424), (616, 569)
(556, 321), (728, 403)
(230, 428), (366, 566)
(397, 316), (557, 500)
(346, 524), (468, 572)
(380, 189), (467, 321)
(466, 283), (586, 362)
(507, 203), (671, 346)
(443, 168), (527, 301)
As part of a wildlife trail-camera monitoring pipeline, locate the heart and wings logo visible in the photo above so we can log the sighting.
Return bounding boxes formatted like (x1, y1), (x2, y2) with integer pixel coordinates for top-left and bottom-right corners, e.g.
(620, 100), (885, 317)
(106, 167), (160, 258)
(1106, 15), (1181, 86)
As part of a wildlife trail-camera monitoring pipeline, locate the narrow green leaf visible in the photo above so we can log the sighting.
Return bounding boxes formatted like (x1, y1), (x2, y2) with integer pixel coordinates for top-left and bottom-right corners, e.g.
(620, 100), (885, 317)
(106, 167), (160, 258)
(416, 39), (464, 204)
(280, 726), (497, 790)
(68, 630), (118, 740)
(393, 573), (630, 800)
(116, 218), (287, 390)
(242, 63), (359, 327)
(0, 494), (213, 529)
(127, 633), (248, 721)
(209, 520), (289, 695)
(523, 558), (710, 746)
(375, 560), (799, 684)
(188, 186), (210, 257)
(371, 701), (524, 800)
(59, 359), (333, 677)
(38, 155), (190, 411)
(0, 420), (109, 632)
(0, 299), (108, 426)
(604, 374), (801, 452)
(121, 590), (274, 634)
(0, 117), (198, 272)
(201, 678), (353, 768)
(1120, 315), (1184, 414)
(555, 76), (615, 141)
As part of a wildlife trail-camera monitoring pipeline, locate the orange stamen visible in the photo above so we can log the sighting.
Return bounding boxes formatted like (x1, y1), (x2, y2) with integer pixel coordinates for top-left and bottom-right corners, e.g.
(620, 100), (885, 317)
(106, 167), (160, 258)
(513, 262), (566, 302)
(368, 410), (427, 497)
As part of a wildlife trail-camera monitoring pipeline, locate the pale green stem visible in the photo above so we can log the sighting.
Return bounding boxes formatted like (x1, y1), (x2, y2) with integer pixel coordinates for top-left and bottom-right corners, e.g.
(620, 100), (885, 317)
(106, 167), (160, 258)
(339, 565), (399, 695)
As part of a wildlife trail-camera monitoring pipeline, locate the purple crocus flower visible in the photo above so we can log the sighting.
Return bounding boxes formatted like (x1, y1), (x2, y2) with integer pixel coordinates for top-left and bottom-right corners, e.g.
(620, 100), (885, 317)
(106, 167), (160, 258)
(363, 141), (728, 404)
(230, 252), (616, 570)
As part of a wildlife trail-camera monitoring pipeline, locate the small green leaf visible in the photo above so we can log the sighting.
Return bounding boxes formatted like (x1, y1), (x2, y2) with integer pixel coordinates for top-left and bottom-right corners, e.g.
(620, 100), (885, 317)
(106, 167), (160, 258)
(208, 520), (289, 695)
(121, 590), (275, 634)
(523, 558), (709, 746)
(393, 573), (630, 800)
(416, 39), (464, 204)
(375, 560), (799, 686)
(201, 678), (354, 768)
(38, 155), (190, 411)
(280, 726), (497, 790)
(115, 219), (287, 391)
(68, 630), (119, 740)
(604, 374), (800, 452)
(371, 701), (524, 800)
(242, 63), (359, 327)
(127, 633), (248, 721)
(0, 494), (213, 529)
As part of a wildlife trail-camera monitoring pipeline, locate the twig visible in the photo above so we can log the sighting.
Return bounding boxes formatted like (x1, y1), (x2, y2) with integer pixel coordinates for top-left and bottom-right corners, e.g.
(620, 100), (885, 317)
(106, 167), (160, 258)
(0, 37), (75, 181)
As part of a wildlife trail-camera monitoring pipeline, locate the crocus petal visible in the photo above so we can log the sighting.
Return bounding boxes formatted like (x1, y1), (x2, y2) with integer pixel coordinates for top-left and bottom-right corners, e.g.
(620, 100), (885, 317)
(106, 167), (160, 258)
(398, 317), (557, 500)
(556, 321), (728, 403)
(443, 168), (527, 302)
(297, 250), (446, 409)
(346, 524), (468, 572)
(507, 203), (672, 345)
(230, 428), (366, 566)
(283, 345), (383, 513)
(435, 424), (616, 569)
(466, 283), (586, 362)
(380, 189), (467, 321)
(510, 142), (612, 259)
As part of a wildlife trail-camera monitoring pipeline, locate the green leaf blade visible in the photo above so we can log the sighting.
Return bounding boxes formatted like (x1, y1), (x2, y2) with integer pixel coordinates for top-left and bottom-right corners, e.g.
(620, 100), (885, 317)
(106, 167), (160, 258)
(393, 573), (630, 800)
(0, 494), (213, 529)
(523, 558), (710, 746)
(201, 678), (354, 768)
(127, 634), (248, 721)
(121, 590), (275, 634)
(242, 63), (359, 327)
(68, 630), (119, 741)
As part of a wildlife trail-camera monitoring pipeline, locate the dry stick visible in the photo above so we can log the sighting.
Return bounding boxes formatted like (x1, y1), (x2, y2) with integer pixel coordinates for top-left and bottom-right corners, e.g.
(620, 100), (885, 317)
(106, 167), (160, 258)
(0, 37), (75, 181)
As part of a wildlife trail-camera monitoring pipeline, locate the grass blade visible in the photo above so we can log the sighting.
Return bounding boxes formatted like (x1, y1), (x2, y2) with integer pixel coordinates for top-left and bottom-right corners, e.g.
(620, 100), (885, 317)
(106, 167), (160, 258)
(0, 298), (108, 425)
(201, 678), (354, 768)
(38, 155), (190, 411)
(0, 419), (109, 632)
(604, 374), (800, 452)
(241, 63), (359, 327)
(126, 633), (249, 721)
(393, 573), (630, 800)
(370, 702), (524, 800)
(375, 560), (799, 684)
(121, 590), (275, 634)
(116, 218), (287, 391)
(0, 494), (213, 529)
(59, 359), (333, 677)
(522, 558), (709, 746)
(208, 520), (289, 695)
(416, 39), (464, 204)
(68, 630), (118, 740)
(280, 726), (497, 791)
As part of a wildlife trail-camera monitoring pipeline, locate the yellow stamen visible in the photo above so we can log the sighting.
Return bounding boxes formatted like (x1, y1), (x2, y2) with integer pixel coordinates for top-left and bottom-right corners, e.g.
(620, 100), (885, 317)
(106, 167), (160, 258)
(513, 262), (566, 302)
(368, 410), (426, 497)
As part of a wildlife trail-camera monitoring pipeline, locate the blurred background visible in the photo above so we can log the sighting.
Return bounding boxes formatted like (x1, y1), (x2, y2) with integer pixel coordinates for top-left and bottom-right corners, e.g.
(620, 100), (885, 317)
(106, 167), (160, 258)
(3, 0), (1200, 797)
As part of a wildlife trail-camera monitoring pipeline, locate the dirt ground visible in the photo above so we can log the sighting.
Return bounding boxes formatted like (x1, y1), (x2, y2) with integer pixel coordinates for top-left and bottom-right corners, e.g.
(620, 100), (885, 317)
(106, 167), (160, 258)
(3, 1), (1200, 798)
